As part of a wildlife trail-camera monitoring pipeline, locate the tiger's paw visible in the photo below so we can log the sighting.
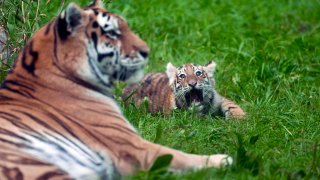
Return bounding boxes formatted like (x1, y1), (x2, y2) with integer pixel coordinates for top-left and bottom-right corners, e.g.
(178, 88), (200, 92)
(207, 154), (233, 168)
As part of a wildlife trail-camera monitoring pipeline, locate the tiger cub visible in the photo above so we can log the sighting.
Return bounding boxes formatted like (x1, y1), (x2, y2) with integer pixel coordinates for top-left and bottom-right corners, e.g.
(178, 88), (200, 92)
(123, 61), (245, 119)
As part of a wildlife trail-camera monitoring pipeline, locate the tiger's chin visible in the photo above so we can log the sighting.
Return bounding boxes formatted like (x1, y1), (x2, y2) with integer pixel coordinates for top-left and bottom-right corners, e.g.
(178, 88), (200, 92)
(124, 69), (144, 84)
(185, 88), (204, 107)
(119, 57), (148, 84)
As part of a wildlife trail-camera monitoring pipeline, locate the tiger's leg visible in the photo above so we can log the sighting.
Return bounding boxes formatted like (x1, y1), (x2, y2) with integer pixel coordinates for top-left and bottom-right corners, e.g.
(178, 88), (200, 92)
(221, 98), (245, 119)
(145, 140), (232, 171)
(115, 137), (232, 175)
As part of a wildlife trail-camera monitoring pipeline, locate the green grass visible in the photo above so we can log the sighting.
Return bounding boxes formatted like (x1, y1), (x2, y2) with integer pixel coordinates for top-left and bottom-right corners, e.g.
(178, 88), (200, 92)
(1, 0), (320, 179)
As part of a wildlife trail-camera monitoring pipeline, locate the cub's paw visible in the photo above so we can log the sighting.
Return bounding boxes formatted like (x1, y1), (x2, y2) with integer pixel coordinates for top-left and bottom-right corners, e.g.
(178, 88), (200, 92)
(225, 107), (245, 119)
(207, 154), (233, 168)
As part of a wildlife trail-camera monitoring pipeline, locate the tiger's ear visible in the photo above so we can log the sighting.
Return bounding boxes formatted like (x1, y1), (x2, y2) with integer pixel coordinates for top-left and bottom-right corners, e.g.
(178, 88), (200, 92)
(203, 60), (217, 78)
(90, 0), (105, 8)
(166, 62), (177, 85)
(58, 3), (84, 40)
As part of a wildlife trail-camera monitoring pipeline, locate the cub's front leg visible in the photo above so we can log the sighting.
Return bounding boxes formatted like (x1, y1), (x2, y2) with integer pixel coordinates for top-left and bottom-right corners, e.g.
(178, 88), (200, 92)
(221, 98), (245, 119)
(200, 91), (245, 119)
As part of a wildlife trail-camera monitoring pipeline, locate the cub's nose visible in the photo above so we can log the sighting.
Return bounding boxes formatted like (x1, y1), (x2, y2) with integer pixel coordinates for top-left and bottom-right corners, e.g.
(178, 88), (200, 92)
(188, 80), (197, 87)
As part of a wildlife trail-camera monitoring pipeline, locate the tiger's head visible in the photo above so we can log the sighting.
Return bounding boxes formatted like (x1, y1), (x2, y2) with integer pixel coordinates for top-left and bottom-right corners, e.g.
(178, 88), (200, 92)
(9, 0), (149, 94)
(166, 61), (217, 108)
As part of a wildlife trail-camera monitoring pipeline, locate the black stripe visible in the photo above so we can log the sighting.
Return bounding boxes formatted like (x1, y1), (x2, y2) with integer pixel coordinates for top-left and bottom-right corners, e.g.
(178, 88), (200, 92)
(36, 170), (66, 180)
(91, 32), (98, 48)
(57, 16), (70, 40)
(0, 111), (20, 120)
(89, 122), (136, 135)
(0, 151), (48, 165)
(45, 21), (53, 35)
(143, 73), (156, 86)
(1, 80), (35, 91)
(92, 21), (99, 28)
(98, 51), (114, 62)
(21, 41), (38, 76)
(0, 127), (30, 142)
(92, 9), (99, 15)
(42, 131), (102, 164)
(0, 137), (28, 148)
(106, 135), (145, 151)
(0, 94), (12, 100)
(84, 108), (123, 120)
(13, 110), (57, 133)
(0, 101), (35, 110)
(1, 82), (34, 98)
(2, 167), (23, 180)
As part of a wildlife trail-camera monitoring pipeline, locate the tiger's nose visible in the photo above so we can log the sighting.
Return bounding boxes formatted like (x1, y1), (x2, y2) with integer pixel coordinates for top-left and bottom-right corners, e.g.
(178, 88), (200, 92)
(139, 50), (149, 59)
(188, 80), (197, 87)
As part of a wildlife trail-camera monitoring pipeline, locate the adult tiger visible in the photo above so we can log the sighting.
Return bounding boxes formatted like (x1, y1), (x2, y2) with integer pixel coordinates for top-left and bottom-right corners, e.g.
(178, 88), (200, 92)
(0, 1), (232, 179)
(122, 61), (245, 118)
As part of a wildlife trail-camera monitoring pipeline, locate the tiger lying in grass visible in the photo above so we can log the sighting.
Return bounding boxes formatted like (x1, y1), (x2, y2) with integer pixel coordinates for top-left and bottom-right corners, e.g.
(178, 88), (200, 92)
(0, 0), (232, 179)
(123, 61), (245, 119)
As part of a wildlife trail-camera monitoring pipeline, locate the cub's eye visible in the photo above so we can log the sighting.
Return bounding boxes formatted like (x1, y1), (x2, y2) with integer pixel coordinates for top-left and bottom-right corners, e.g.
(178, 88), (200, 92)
(195, 71), (202, 76)
(178, 74), (186, 79)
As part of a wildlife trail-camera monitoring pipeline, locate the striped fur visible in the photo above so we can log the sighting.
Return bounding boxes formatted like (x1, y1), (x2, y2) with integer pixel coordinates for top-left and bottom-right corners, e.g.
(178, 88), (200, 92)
(123, 73), (175, 114)
(0, 1), (232, 179)
(123, 62), (245, 119)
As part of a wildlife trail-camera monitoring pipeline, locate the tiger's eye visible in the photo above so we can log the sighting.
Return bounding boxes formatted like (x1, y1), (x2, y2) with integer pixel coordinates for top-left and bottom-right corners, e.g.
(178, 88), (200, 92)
(179, 74), (186, 79)
(196, 71), (202, 76)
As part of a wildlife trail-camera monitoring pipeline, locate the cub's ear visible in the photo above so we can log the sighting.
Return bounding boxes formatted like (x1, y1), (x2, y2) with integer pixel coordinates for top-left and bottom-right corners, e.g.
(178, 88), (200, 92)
(58, 3), (84, 40)
(166, 62), (177, 85)
(203, 60), (217, 78)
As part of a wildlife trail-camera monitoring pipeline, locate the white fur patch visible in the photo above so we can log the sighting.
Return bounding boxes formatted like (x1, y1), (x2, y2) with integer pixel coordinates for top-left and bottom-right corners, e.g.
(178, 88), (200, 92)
(22, 132), (114, 179)
(85, 40), (113, 90)
(97, 13), (119, 33)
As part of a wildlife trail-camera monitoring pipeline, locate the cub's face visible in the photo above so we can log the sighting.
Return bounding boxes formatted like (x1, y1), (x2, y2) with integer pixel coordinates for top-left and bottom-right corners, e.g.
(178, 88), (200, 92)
(55, 0), (149, 91)
(166, 62), (217, 107)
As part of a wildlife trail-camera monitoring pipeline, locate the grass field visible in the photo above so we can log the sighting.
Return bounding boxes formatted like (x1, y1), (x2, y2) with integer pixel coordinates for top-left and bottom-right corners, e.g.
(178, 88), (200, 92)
(1, 0), (320, 179)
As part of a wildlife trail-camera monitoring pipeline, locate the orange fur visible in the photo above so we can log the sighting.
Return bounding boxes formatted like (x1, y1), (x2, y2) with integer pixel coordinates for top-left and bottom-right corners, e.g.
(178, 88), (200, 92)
(123, 73), (175, 114)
